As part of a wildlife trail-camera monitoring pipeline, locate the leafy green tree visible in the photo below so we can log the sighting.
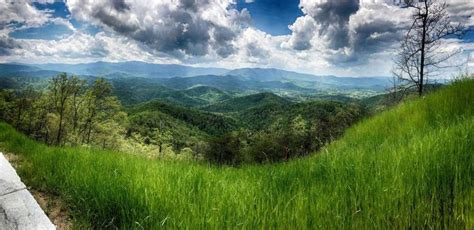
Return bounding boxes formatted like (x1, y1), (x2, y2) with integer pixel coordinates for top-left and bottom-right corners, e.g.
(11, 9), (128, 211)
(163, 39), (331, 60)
(69, 76), (86, 134)
(82, 78), (113, 144)
(206, 132), (245, 165)
(49, 73), (78, 145)
(149, 125), (172, 154)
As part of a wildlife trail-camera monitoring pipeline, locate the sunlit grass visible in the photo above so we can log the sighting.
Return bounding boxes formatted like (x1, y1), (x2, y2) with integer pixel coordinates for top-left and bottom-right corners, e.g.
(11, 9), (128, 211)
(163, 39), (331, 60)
(0, 80), (473, 229)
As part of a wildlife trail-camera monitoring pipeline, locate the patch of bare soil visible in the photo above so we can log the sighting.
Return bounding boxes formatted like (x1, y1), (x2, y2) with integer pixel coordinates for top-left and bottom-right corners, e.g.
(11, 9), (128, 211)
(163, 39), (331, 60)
(4, 152), (20, 168)
(31, 189), (72, 230)
(4, 152), (73, 230)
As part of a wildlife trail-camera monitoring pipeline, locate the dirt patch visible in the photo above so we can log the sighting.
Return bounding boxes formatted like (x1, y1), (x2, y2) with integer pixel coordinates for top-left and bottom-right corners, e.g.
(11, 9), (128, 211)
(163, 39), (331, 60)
(3, 152), (21, 168)
(3, 152), (73, 230)
(31, 189), (73, 230)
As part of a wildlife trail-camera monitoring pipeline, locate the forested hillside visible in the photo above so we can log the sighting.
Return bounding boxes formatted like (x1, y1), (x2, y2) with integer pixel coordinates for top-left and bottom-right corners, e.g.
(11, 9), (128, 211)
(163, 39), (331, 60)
(0, 79), (471, 228)
(202, 92), (291, 113)
(0, 73), (368, 163)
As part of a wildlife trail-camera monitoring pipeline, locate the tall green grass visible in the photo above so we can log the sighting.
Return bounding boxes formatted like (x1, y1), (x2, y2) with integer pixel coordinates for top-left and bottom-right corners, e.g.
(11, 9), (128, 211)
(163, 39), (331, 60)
(0, 80), (473, 229)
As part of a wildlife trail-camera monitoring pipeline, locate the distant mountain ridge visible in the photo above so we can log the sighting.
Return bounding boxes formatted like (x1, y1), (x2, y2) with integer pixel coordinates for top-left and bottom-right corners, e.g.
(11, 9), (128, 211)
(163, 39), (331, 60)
(0, 61), (393, 93)
(29, 61), (229, 78)
(0, 61), (389, 80)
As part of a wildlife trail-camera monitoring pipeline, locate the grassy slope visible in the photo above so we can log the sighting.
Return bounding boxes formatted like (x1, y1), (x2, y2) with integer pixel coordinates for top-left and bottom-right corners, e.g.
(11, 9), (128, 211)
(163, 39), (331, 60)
(0, 80), (473, 229)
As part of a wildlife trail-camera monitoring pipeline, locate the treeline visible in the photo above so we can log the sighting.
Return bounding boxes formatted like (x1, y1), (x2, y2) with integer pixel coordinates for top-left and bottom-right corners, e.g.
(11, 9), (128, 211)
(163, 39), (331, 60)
(0, 73), (126, 149)
(0, 73), (367, 165)
(206, 103), (365, 165)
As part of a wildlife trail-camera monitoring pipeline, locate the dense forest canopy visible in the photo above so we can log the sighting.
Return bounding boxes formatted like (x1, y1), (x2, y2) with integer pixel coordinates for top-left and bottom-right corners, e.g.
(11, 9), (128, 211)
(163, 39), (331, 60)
(0, 72), (378, 164)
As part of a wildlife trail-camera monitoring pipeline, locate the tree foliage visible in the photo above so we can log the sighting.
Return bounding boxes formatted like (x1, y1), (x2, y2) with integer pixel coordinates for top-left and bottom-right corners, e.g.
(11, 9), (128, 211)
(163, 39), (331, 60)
(1, 74), (367, 165)
(0, 73), (124, 148)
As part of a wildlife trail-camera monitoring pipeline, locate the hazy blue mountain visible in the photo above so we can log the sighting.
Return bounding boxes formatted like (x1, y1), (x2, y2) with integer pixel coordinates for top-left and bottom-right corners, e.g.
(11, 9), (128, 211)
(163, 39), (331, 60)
(226, 68), (318, 82)
(156, 75), (313, 93)
(0, 64), (63, 78)
(1, 62), (394, 94)
(227, 67), (392, 90)
(0, 63), (40, 72)
(31, 61), (229, 78)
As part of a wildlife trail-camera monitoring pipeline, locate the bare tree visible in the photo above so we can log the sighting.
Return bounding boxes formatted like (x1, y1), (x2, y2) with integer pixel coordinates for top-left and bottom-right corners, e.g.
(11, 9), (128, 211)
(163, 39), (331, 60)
(394, 0), (464, 96)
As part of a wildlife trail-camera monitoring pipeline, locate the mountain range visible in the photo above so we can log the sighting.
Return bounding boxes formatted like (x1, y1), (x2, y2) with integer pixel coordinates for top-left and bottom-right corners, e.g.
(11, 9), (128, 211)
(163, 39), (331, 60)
(0, 61), (393, 95)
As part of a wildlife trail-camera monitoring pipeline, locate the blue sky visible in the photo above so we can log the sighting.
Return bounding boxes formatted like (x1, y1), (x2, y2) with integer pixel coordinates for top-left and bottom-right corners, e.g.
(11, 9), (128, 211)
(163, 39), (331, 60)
(11, 0), (303, 39)
(0, 0), (473, 76)
(237, 0), (303, 35)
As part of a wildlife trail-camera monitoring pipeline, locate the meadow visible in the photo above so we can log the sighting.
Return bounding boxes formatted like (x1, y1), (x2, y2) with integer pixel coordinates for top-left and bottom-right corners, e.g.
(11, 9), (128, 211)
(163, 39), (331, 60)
(0, 79), (472, 229)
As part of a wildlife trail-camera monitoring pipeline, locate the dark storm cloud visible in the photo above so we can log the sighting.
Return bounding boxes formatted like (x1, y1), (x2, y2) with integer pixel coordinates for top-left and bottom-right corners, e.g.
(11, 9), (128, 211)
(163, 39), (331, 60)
(0, 35), (20, 56)
(92, 8), (138, 34)
(67, 0), (248, 58)
(306, 0), (360, 49)
(351, 20), (403, 54)
(111, 0), (130, 12)
(287, 1), (411, 65)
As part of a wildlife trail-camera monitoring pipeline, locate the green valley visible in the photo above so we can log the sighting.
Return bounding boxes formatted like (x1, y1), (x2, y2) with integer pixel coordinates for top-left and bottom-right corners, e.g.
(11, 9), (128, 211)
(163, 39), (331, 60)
(0, 79), (472, 228)
(1, 1), (473, 229)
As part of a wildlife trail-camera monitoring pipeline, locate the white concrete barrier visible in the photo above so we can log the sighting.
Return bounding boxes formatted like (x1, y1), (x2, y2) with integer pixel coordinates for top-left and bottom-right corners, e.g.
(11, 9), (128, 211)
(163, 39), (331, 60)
(0, 153), (55, 230)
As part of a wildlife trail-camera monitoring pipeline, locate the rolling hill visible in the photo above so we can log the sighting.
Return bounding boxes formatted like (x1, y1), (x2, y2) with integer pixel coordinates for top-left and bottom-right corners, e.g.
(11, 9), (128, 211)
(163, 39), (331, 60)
(182, 86), (233, 104)
(200, 92), (364, 131)
(202, 92), (291, 113)
(128, 99), (238, 136)
(110, 78), (230, 107)
(156, 74), (311, 93)
(234, 99), (364, 130)
(0, 79), (471, 228)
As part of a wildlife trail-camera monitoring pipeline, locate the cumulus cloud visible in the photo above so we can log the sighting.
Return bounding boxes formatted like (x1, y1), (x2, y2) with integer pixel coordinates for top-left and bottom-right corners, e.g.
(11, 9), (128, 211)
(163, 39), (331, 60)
(66, 0), (250, 58)
(0, 1), (51, 55)
(0, 30), (179, 64)
(283, 0), (474, 67)
(283, 16), (316, 51)
(0, 0), (473, 77)
(301, 0), (359, 50)
(345, 4), (410, 61)
(447, 0), (474, 26)
(0, 0), (52, 31)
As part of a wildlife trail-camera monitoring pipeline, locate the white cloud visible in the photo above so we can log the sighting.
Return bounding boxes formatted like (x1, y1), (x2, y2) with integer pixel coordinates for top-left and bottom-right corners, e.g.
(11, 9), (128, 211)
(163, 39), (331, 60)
(0, 0), (51, 34)
(281, 15), (317, 51)
(447, 0), (474, 26)
(66, 0), (250, 58)
(0, 31), (178, 64)
(0, 0), (473, 77)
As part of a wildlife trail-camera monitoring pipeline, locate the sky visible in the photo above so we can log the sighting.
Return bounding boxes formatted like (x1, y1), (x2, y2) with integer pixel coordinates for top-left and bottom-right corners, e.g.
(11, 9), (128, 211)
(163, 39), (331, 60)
(0, 0), (473, 77)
